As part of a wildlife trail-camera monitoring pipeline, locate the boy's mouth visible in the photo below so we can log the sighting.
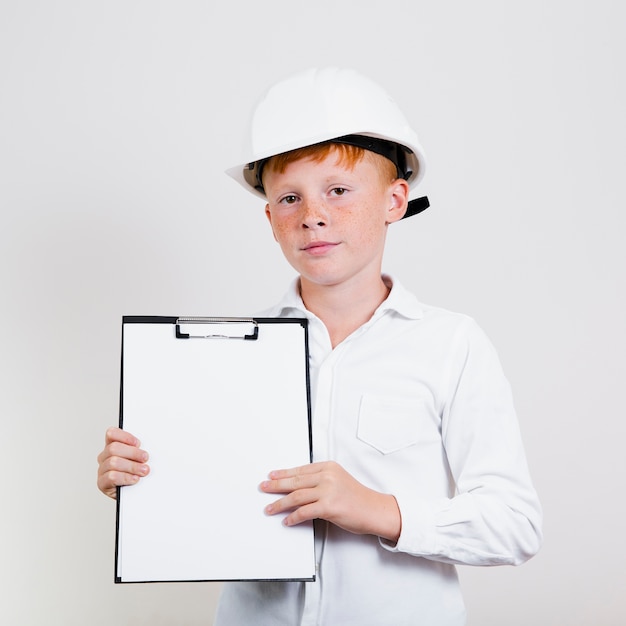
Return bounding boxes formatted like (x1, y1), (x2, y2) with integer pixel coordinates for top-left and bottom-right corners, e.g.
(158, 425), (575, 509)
(302, 241), (338, 255)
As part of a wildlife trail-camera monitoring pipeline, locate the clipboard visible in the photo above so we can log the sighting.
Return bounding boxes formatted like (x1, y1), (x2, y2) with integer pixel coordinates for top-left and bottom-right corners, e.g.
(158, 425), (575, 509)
(115, 316), (316, 583)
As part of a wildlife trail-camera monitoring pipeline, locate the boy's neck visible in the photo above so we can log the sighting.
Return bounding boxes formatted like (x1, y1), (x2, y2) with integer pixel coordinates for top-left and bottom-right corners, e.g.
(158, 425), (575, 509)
(299, 274), (391, 348)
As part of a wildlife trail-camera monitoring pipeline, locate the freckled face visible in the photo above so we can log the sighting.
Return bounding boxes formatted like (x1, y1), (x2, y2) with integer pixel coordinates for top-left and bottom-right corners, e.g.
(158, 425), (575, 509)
(263, 151), (408, 290)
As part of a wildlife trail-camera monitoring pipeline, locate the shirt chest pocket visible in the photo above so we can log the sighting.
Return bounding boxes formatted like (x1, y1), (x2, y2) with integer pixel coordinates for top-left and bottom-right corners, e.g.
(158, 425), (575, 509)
(357, 394), (439, 455)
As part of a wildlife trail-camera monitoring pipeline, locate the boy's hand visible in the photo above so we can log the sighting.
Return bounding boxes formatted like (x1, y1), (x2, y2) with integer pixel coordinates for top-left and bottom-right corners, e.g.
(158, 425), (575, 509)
(97, 427), (150, 499)
(260, 461), (401, 543)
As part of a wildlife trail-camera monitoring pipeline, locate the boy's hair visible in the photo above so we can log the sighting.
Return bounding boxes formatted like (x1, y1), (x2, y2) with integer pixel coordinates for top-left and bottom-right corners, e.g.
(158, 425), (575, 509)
(263, 142), (397, 186)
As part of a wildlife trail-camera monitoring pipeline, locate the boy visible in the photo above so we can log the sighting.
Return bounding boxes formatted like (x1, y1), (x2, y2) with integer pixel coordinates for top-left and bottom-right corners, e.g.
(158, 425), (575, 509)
(97, 67), (542, 625)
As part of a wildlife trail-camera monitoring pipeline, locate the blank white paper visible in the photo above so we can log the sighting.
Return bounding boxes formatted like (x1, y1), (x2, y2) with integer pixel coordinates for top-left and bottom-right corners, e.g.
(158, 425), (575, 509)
(116, 318), (315, 583)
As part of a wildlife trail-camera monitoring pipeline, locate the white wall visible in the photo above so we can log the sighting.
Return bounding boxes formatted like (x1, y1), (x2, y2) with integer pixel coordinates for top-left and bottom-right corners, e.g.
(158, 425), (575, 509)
(1, 1), (624, 624)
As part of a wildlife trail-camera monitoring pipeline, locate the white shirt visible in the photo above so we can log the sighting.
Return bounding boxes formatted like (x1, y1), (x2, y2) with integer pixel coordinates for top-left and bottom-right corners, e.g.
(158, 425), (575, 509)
(215, 276), (542, 626)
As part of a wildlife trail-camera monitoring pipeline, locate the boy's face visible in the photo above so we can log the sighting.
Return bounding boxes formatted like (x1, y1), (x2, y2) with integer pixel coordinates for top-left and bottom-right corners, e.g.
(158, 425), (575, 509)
(263, 149), (409, 291)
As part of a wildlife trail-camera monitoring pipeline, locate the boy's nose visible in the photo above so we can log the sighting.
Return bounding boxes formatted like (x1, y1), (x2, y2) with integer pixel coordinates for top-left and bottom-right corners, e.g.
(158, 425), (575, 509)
(300, 199), (328, 229)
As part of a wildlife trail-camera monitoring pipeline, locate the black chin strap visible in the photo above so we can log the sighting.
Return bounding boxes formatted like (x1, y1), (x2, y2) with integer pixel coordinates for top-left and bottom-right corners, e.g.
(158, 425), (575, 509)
(403, 196), (430, 219)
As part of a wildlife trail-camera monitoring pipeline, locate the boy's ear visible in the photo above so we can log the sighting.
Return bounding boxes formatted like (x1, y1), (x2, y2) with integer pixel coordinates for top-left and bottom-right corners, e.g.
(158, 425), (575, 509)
(265, 204), (279, 242)
(386, 179), (410, 224)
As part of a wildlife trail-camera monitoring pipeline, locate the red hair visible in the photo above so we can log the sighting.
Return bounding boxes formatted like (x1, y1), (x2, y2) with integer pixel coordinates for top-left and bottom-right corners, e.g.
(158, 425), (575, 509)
(263, 142), (396, 183)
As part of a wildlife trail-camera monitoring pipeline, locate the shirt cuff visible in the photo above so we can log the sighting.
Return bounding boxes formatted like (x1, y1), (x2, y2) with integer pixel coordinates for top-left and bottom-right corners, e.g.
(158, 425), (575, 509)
(379, 491), (440, 556)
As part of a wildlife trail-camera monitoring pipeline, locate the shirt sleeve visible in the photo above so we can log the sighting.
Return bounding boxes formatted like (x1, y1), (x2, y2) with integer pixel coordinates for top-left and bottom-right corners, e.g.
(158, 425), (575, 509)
(381, 318), (543, 566)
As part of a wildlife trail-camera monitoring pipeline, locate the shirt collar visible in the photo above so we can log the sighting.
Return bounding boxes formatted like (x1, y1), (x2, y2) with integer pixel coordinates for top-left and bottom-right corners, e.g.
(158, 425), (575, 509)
(265, 274), (424, 321)
(377, 274), (424, 320)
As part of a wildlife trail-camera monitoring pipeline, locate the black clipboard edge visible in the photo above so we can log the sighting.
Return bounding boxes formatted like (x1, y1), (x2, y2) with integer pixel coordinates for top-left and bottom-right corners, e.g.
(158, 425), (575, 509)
(115, 574), (315, 584)
(115, 315), (314, 584)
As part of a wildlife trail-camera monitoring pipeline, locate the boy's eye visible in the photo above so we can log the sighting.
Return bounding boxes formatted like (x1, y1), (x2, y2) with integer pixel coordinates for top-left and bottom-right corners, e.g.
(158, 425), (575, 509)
(280, 195), (299, 205)
(332, 188), (347, 196)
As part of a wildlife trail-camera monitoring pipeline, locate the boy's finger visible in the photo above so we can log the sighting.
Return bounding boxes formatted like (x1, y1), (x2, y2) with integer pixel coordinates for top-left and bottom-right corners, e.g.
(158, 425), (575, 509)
(97, 440), (149, 466)
(268, 462), (321, 480)
(109, 441), (149, 463)
(99, 454), (150, 479)
(97, 468), (143, 496)
(264, 488), (317, 515)
(260, 473), (317, 494)
(105, 426), (141, 448)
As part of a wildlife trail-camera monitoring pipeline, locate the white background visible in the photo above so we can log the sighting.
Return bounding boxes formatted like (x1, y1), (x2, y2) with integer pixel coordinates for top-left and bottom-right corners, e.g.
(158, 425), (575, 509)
(1, 1), (624, 624)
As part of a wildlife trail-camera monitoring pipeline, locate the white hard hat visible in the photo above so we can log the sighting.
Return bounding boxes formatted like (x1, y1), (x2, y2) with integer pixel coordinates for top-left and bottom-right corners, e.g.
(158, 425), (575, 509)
(226, 67), (429, 218)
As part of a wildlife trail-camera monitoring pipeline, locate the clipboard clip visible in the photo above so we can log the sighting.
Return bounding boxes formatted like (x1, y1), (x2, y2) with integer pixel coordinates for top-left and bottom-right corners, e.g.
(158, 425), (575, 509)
(175, 317), (259, 341)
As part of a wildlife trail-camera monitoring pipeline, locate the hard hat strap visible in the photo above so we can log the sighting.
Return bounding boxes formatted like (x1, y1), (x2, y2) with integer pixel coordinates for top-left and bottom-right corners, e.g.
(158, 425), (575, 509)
(404, 196), (430, 219)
